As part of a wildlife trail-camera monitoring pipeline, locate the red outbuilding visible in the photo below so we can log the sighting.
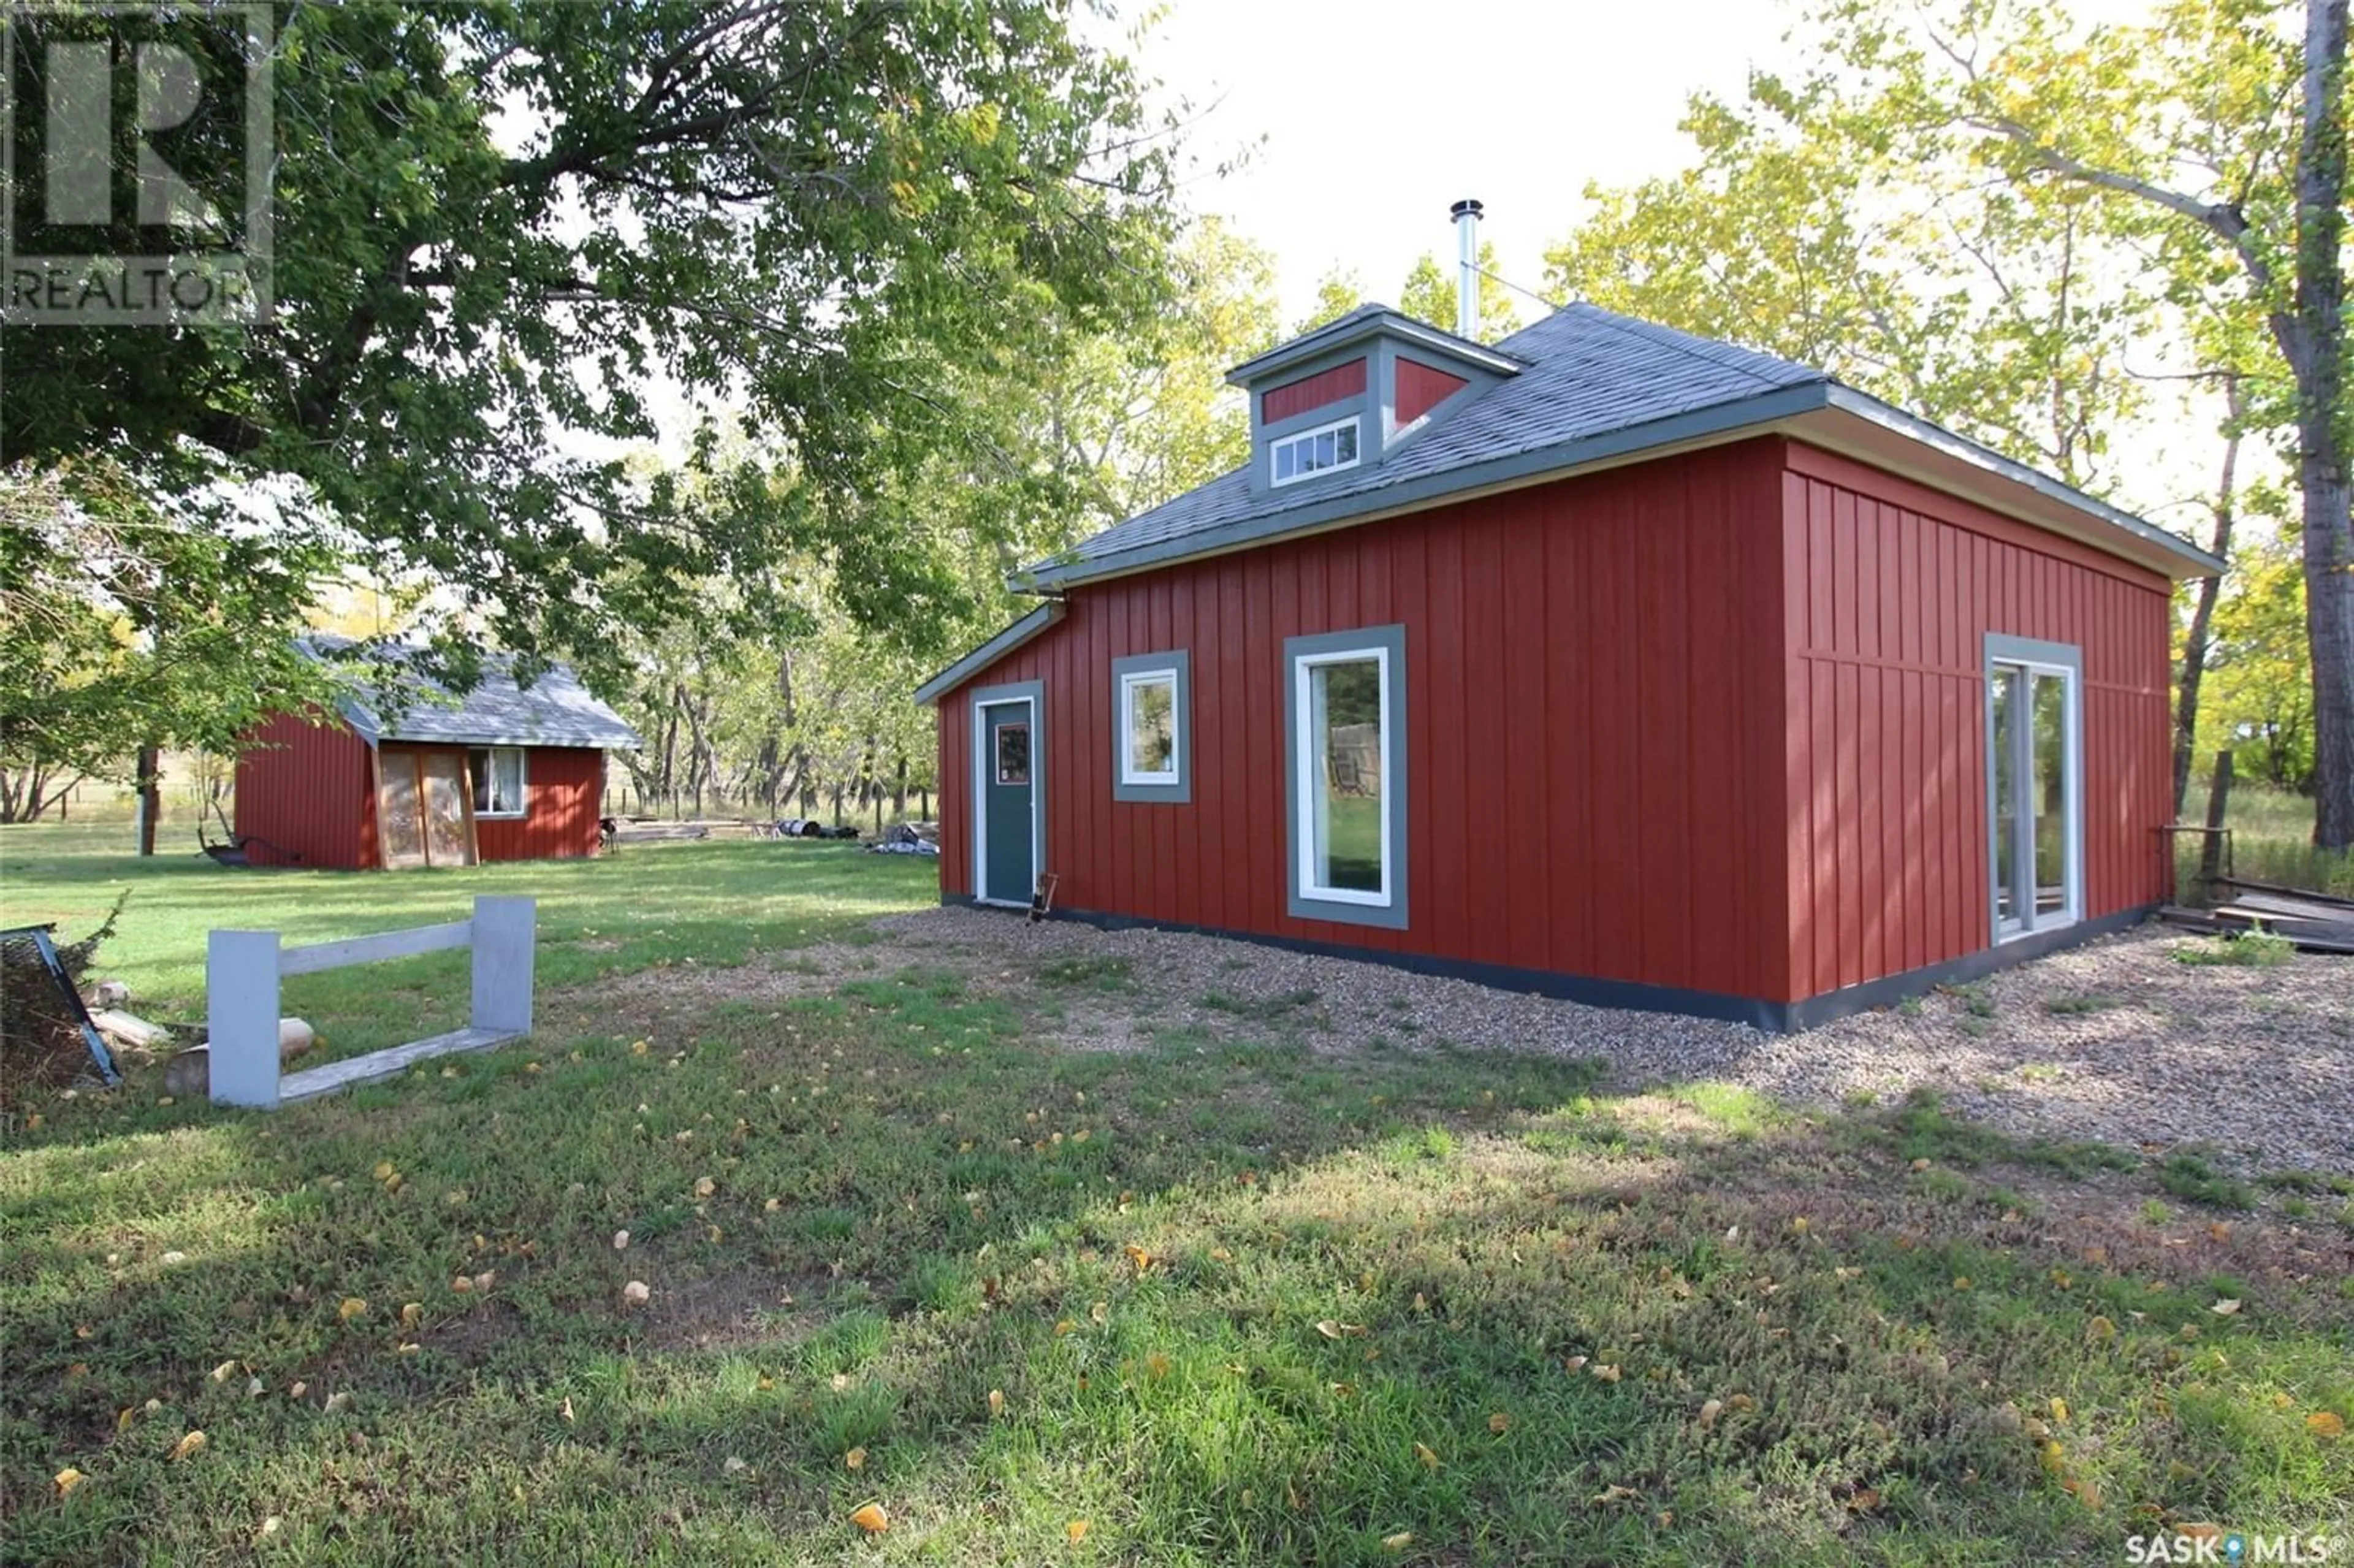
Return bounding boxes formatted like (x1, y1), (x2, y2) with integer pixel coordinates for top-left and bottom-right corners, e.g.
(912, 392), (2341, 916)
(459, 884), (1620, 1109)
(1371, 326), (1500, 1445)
(916, 235), (2223, 1030)
(234, 644), (640, 870)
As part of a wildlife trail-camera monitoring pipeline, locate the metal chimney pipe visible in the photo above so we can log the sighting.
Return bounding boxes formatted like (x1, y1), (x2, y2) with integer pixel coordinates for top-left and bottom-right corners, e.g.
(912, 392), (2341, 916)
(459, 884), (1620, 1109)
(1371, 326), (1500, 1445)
(1450, 198), (1483, 339)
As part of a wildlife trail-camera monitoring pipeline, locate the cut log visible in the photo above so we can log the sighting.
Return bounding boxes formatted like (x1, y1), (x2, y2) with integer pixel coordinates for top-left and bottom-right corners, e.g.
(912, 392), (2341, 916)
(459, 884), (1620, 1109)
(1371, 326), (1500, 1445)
(90, 1009), (170, 1051)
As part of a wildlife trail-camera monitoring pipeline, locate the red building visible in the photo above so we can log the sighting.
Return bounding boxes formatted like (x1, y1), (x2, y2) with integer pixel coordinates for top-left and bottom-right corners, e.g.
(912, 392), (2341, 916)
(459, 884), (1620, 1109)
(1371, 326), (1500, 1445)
(916, 286), (2220, 1030)
(235, 647), (639, 869)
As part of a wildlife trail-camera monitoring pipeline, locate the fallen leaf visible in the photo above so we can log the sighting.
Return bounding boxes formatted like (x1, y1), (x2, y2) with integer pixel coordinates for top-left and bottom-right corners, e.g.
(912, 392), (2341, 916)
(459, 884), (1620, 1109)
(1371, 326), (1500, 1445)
(1123, 1244), (1152, 1274)
(2211, 1298), (2242, 1317)
(1726, 1393), (1755, 1413)
(1696, 1398), (1724, 1431)
(849, 1502), (888, 1535)
(1593, 1483), (1640, 1505)
(1848, 1487), (1883, 1513)
(337, 1298), (367, 1322)
(695, 1177), (715, 1198)
(400, 1303), (422, 1328)
(1382, 1531), (1414, 1551)
(622, 1281), (651, 1307)
(116, 1407), (134, 1432)
(1910, 1158), (1932, 1171)
(1414, 1442), (1439, 1470)
(1090, 1301), (1108, 1325)
(1563, 1355), (1589, 1374)
(53, 1467), (86, 1496)
(451, 1276), (473, 1293)
(560, 1396), (574, 1423)
(169, 1430), (207, 1462)
(612, 1230), (630, 1250)
(211, 1360), (237, 1382)
(2050, 1397), (2070, 1424)
(322, 1391), (351, 1415)
(2308, 1412), (2347, 1439)
(288, 1380), (307, 1399)
(988, 1388), (1005, 1418)
(845, 1446), (866, 1471)
(1054, 1319), (1075, 1338)
(258, 1516), (280, 1540)
(1592, 1364), (1623, 1383)
(473, 1271), (496, 1293)
(2087, 1315), (2115, 1341)
(724, 1455), (747, 1474)
(1488, 1412), (1511, 1434)
(1066, 1520), (1090, 1545)
(1145, 1352), (1171, 1381)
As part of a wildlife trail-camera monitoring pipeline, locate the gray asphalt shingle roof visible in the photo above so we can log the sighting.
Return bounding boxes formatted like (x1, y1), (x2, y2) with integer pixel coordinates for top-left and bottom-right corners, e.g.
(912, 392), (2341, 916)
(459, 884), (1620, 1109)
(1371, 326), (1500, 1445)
(303, 639), (642, 751)
(1027, 303), (1829, 580)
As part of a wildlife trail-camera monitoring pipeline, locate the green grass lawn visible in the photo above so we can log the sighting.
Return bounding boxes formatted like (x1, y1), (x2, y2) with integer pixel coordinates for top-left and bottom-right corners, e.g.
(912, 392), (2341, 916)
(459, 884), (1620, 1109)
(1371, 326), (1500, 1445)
(1, 821), (932, 1062)
(3, 826), (2350, 1564)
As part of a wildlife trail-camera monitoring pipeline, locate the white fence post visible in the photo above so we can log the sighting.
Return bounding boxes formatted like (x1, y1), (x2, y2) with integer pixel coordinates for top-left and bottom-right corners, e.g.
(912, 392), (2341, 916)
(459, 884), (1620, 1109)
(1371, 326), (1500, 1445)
(470, 896), (535, 1036)
(207, 929), (283, 1109)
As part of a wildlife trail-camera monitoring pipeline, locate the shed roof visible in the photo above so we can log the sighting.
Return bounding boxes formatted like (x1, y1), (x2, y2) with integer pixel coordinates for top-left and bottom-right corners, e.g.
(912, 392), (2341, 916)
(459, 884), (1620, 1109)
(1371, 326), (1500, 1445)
(1020, 302), (2223, 590)
(303, 639), (642, 751)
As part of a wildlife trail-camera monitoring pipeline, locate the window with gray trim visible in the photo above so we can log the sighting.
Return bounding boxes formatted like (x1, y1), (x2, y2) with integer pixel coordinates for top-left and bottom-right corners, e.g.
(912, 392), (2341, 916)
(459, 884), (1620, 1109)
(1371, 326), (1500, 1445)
(1284, 625), (1407, 929)
(1270, 417), (1360, 487)
(1111, 650), (1190, 803)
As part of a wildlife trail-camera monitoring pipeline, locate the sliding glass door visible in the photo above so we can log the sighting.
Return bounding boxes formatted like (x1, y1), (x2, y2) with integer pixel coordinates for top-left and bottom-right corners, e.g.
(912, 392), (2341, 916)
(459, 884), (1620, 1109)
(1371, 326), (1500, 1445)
(1986, 637), (2082, 942)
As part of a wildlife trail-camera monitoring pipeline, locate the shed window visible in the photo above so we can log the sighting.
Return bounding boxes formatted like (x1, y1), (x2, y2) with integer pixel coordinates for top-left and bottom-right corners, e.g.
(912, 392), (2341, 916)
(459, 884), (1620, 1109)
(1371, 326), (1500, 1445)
(1270, 417), (1360, 487)
(1111, 650), (1192, 803)
(1284, 625), (1407, 929)
(469, 747), (527, 817)
(1123, 673), (1177, 781)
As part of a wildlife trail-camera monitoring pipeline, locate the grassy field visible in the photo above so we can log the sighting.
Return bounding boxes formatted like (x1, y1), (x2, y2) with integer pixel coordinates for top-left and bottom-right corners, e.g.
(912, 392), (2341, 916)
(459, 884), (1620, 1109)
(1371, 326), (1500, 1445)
(2174, 783), (2354, 900)
(0, 821), (931, 1063)
(2, 826), (2349, 1564)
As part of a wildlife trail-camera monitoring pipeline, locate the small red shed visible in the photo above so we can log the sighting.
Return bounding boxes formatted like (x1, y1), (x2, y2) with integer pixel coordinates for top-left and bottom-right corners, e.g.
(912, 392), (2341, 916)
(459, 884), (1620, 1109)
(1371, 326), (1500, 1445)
(234, 645), (641, 870)
(916, 294), (2223, 1030)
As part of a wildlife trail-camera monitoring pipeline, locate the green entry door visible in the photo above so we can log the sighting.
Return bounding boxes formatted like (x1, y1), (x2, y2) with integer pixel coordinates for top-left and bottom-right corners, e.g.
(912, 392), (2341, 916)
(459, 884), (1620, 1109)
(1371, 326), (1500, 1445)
(981, 701), (1035, 905)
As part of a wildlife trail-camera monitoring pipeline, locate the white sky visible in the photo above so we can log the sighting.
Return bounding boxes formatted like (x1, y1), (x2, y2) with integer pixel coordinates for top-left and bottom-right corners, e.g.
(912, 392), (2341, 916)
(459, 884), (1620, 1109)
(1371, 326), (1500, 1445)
(1132, 0), (1773, 320)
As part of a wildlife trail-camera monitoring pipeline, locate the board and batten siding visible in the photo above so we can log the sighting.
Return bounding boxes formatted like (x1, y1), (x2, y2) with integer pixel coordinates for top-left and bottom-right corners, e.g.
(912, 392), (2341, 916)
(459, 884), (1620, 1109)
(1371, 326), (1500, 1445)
(474, 746), (606, 861)
(234, 709), (373, 869)
(1775, 442), (2173, 1003)
(939, 437), (1797, 1007)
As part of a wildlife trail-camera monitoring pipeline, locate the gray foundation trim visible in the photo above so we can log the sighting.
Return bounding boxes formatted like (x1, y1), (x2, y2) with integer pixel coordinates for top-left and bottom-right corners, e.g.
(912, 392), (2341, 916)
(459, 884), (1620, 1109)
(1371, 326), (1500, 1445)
(942, 896), (2158, 1035)
(968, 679), (1045, 908)
(1283, 625), (1409, 930)
(1110, 650), (1190, 804)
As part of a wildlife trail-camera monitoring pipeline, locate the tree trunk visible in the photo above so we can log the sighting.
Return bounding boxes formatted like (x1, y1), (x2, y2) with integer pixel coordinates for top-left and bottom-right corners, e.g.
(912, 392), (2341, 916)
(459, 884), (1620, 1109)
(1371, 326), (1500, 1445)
(894, 755), (908, 818)
(830, 782), (843, 826)
(2173, 380), (2245, 815)
(135, 744), (162, 856)
(2295, 0), (2352, 849)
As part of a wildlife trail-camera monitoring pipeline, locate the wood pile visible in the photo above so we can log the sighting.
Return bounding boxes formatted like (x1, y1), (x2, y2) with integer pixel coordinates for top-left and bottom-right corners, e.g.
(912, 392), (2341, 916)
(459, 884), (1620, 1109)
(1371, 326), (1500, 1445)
(2162, 877), (2354, 954)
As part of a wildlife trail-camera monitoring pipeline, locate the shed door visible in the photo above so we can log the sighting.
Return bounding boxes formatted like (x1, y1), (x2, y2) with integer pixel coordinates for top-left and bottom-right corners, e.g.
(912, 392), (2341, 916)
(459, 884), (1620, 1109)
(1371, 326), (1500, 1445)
(978, 701), (1035, 905)
(377, 747), (478, 869)
(378, 747), (428, 869)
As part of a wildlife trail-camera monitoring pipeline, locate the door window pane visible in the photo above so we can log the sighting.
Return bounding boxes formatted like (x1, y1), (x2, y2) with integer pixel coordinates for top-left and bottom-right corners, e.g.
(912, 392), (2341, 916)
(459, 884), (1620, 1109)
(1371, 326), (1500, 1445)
(1309, 658), (1384, 894)
(995, 722), (1030, 785)
(1990, 667), (2020, 928)
(2032, 673), (2069, 916)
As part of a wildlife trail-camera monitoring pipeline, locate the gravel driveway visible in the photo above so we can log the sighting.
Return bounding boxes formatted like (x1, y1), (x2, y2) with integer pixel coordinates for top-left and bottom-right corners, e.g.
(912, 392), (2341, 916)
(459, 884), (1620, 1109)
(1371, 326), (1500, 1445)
(870, 908), (2354, 1176)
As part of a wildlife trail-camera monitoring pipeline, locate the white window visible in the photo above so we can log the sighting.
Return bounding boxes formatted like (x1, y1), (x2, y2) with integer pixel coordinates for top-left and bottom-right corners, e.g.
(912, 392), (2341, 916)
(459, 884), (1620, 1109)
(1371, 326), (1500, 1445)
(1120, 670), (1178, 785)
(1270, 417), (1360, 487)
(1985, 636), (2082, 942)
(468, 747), (527, 817)
(1284, 625), (1406, 928)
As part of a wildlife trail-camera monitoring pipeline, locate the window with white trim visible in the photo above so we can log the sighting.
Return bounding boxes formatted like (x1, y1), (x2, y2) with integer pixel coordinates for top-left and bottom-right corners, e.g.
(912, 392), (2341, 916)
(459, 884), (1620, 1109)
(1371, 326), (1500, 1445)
(1285, 625), (1407, 928)
(1110, 650), (1190, 803)
(1121, 671), (1177, 783)
(468, 747), (527, 817)
(1269, 417), (1360, 487)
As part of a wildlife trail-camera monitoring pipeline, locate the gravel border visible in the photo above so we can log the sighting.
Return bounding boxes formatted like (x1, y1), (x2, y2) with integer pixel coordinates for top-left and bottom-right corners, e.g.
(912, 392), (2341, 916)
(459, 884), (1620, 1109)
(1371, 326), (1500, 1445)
(865, 908), (2354, 1176)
